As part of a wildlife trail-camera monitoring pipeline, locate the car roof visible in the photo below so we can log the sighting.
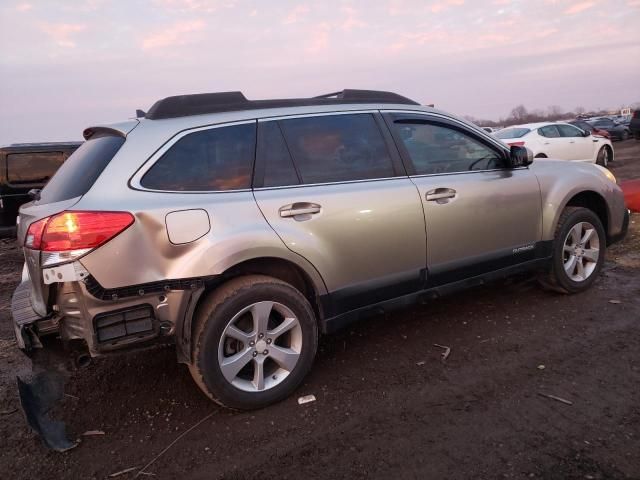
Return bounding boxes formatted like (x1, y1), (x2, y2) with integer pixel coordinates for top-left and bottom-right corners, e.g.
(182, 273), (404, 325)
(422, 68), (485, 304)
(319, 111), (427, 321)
(503, 122), (575, 130)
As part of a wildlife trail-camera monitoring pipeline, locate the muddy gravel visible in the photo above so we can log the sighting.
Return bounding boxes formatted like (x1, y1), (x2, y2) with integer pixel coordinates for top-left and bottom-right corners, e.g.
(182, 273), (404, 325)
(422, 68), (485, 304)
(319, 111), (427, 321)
(1, 141), (639, 479)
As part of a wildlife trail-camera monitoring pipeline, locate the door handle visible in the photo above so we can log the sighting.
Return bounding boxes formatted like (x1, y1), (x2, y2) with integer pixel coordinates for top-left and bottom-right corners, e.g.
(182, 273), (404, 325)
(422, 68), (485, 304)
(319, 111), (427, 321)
(543, 142), (550, 145)
(426, 188), (456, 202)
(279, 202), (321, 218)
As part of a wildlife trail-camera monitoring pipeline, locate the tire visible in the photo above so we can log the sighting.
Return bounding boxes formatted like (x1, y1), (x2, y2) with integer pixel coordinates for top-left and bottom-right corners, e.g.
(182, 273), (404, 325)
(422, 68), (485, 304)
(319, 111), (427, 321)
(540, 207), (605, 294)
(622, 130), (629, 141)
(596, 146), (610, 167)
(189, 275), (318, 410)
(535, 153), (548, 158)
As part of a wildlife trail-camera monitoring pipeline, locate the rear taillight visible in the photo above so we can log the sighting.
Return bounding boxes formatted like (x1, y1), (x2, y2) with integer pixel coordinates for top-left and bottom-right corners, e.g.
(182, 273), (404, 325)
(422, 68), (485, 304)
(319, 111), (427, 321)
(508, 141), (525, 147)
(24, 217), (48, 250)
(25, 211), (134, 254)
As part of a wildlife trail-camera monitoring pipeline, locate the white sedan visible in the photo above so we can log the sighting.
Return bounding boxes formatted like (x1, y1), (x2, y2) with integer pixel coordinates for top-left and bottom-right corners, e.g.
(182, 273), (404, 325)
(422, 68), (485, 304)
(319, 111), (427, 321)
(495, 122), (614, 166)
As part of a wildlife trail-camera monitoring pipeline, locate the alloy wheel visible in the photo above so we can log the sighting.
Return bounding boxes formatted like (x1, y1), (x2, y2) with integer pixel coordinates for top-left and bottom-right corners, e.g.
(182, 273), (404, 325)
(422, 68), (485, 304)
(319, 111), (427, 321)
(217, 301), (303, 393)
(562, 222), (600, 282)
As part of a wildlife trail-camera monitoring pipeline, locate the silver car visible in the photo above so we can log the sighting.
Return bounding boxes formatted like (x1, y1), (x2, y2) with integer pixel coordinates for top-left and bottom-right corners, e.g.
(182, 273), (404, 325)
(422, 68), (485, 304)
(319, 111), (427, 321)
(12, 90), (629, 409)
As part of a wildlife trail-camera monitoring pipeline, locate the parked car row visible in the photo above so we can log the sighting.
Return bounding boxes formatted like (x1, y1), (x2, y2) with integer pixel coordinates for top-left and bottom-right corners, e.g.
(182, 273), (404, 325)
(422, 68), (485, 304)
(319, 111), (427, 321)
(495, 122), (614, 166)
(587, 117), (631, 141)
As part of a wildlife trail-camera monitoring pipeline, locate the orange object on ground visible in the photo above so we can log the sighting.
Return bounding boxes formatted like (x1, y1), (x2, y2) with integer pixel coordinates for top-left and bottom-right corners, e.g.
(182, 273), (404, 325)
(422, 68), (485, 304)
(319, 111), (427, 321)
(620, 179), (640, 213)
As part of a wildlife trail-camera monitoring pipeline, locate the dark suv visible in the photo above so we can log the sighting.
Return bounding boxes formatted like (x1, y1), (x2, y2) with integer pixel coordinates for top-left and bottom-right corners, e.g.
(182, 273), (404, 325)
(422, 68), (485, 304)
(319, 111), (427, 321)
(630, 110), (640, 140)
(0, 142), (81, 236)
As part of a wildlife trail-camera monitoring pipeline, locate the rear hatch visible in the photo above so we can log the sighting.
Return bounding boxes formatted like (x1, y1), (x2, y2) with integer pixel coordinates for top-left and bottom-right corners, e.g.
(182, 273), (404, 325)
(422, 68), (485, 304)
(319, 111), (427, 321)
(17, 126), (133, 316)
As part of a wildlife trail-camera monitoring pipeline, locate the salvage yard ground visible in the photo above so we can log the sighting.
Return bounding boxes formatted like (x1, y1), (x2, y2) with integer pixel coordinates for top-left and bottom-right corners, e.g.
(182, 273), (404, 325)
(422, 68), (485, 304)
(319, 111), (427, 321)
(1, 141), (639, 479)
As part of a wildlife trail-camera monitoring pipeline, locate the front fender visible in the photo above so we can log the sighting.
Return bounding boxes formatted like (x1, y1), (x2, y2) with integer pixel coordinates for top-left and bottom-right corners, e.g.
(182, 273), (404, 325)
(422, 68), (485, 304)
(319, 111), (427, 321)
(532, 160), (625, 241)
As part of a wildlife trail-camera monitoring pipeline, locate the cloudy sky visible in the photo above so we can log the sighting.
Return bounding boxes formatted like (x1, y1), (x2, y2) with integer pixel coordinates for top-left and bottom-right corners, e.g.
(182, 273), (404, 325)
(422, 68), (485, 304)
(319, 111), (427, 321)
(1, 0), (639, 143)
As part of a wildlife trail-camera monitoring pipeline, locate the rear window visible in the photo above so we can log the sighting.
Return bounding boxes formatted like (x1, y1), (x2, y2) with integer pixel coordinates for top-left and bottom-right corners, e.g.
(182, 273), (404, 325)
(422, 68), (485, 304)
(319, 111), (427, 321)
(141, 123), (256, 191)
(39, 134), (125, 203)
(6, 152), (64, 184)
(495, 128), (530, 139)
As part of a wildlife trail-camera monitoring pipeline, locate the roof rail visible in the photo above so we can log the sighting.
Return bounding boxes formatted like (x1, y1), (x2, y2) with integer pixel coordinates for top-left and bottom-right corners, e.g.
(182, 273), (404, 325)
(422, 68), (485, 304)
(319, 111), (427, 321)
(145, 89), (420, 120)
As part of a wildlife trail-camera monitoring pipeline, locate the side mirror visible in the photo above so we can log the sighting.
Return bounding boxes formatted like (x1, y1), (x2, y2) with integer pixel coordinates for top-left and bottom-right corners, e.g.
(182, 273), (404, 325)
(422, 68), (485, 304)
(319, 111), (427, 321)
(582, 129), (591, 137)
(509, 146), (533, 168)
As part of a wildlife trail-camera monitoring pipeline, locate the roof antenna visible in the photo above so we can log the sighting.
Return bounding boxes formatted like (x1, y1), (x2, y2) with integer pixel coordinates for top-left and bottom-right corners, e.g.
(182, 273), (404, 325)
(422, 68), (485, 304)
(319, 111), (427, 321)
(135, 109), (146, 118)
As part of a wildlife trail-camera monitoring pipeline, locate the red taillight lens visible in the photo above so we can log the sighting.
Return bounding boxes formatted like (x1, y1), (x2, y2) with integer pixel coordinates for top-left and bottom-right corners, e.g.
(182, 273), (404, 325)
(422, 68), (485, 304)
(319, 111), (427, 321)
(25, 217), (49, 249)
(508, 141), (525, 147)
(25, 211), (134, 252)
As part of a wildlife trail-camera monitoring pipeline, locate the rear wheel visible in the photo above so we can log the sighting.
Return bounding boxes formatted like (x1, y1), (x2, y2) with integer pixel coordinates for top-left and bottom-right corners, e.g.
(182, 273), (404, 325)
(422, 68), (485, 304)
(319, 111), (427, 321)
(596, 146), (610, 166)
(189, 275), (318, 409)
(540, 207), (605, 294)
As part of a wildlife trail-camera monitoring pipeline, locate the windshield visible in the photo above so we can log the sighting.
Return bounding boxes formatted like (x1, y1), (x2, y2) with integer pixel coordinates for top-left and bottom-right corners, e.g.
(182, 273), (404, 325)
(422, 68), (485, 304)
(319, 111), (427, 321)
(495, 128), (530, 139)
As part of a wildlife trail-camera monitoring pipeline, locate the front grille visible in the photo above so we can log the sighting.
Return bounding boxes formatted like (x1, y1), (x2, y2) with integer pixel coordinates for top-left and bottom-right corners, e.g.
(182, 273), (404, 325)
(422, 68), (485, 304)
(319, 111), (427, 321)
(94, 305), (156, 344)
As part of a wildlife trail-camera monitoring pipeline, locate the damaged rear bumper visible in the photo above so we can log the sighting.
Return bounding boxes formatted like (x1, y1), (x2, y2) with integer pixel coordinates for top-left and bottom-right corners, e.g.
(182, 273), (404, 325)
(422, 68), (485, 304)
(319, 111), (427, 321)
(11, 280), (54, 351)
(11, 272), (201, 362)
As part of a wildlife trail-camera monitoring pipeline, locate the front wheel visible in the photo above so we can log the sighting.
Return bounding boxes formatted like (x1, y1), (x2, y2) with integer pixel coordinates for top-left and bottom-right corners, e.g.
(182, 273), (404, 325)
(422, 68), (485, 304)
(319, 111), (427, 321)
(189, 275), (318, 409)
(596, 146), (610, 166)
(540, 207), (605, 294)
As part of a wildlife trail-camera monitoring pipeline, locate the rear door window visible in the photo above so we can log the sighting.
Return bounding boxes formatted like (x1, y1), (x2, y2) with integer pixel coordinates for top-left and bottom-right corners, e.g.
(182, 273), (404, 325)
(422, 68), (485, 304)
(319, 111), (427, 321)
(258, 121), (300, 188)
(538, 126), (561, 138)
(39, 134), (125, 203)
(557, 124), (584, 137)
(6, 152), (64, 184)
(141, 123), (256, 191)
(278, 114), (395, 184)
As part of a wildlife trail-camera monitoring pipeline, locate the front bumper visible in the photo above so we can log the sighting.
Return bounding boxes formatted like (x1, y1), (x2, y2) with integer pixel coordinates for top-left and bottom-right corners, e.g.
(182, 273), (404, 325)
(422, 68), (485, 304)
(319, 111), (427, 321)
(608, 208), (630, 245)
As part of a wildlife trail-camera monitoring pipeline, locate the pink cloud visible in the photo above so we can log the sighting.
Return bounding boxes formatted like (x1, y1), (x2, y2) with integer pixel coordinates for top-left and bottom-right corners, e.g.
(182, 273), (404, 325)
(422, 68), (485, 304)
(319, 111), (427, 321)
(341, 6), (366, 32)
(40, 23), (86, 48)
(306, 22), (330, 53)
(153, 0), (233, 13)
(15, 3), (32, 11)
(564, 1), (596, 14)
(283, 5), (310, 25)
(142, 20), (206, 50)
(430, 0), (465, 13)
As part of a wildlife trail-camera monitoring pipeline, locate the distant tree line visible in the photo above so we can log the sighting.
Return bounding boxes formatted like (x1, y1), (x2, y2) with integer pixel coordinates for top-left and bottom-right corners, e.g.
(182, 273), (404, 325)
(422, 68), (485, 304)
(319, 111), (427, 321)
(464, 102), (640, 128)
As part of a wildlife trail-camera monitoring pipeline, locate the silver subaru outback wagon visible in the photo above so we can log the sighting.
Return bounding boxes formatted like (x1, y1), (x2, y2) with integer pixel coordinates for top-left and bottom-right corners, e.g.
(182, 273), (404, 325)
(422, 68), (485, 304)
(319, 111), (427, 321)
(12, 89), (628, 409)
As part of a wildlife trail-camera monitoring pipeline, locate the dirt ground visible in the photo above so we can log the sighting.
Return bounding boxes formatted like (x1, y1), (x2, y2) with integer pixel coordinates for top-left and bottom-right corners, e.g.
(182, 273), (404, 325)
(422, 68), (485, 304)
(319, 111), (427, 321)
(1, 141), (639, 480)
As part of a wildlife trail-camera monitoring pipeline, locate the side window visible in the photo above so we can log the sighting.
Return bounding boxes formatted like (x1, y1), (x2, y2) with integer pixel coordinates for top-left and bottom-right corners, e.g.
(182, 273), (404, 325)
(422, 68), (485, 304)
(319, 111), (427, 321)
(258, 121), (300, 187)
(393, 122), (504, 175)
(278, 114), (395, 184)
(6, 152), (64, 184)
(557, 124), (584, 137)
(141, 123), (256, 191)
(538, 126), (560, 138)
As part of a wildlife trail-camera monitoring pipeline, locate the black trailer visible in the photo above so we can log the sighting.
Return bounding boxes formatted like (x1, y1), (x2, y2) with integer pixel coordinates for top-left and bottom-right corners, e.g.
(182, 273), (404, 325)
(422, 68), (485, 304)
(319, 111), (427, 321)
(1, 142), (82, 237)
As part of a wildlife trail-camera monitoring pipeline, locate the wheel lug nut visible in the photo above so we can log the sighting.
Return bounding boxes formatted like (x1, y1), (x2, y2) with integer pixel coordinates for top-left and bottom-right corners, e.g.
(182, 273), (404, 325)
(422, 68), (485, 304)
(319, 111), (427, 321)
(258, 333), (264, 339)
(252, 351), (258, 357)
(266, 338), (272, 344)
(263, 350), (269, 355)
(249, 341), (255, 346)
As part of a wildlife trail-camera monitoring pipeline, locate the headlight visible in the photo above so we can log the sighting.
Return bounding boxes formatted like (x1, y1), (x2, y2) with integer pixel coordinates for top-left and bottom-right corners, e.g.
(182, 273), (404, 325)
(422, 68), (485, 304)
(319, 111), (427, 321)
(594, 164), (616, 184)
